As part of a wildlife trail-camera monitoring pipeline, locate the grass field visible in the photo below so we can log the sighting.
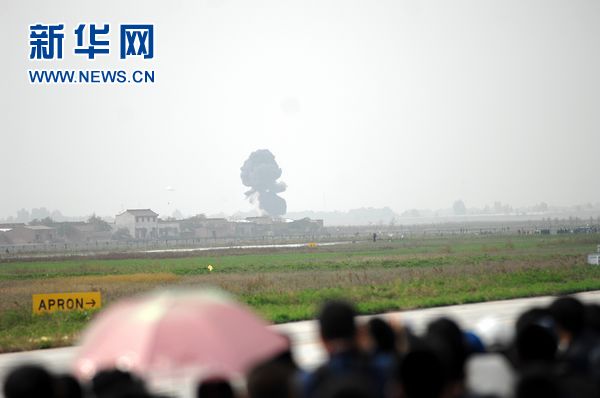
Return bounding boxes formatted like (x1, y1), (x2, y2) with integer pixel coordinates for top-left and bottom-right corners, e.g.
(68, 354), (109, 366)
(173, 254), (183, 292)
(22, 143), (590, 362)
(1, 234), (600, 352)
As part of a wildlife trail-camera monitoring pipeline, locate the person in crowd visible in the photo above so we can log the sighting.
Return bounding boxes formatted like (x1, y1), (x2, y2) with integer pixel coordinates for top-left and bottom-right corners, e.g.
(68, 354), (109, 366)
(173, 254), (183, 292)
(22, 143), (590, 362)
(91, 369), (151, 398)
(54, 374), (83, 398)
(584, 303), (600, 382)
(247, 359), (297, 398)
(245, 332), (301, 398)
(9, 295), (600, 398)
(314, 374), (376, 398)
(583, 303), (600, 334)
(396, 347), (446, 398)
(515, 323), (557, 366)
(515, 366), (560, 398)
(302, 300), (384, 398)
(548, 296), (599, 373)
(425, 317), (468, 398)
(515, 307), (553, 336)
(463, 331), (485, 356)
(269, 334), (300, 374)
(3, 364), (56, 398)
(196, 377), (235, 398)
(362, 317), (400, 381)
(511, 307), (558, 369)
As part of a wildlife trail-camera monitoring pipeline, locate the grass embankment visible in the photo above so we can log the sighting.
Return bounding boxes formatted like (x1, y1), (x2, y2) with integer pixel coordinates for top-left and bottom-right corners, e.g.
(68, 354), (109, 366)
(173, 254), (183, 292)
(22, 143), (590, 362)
(1, 234), (600, 351)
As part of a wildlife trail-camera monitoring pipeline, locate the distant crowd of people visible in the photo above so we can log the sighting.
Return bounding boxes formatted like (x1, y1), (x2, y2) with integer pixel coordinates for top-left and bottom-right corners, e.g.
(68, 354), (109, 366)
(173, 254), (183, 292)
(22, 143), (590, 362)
(4, 295), (600, 398)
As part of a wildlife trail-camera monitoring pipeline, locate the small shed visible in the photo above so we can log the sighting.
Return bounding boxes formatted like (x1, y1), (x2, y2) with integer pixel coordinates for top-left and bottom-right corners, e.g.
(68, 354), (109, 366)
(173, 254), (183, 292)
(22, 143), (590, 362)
(588, 253), (600, 265)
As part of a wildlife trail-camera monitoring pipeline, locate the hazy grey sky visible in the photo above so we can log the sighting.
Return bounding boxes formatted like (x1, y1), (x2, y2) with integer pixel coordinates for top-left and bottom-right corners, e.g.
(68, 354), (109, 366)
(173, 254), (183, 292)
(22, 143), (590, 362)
(2, 0), (599, 218)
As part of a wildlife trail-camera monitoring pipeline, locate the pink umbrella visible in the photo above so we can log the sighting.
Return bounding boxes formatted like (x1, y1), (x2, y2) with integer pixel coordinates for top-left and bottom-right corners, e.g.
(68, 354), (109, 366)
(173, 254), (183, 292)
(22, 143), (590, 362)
(73, 289), (288, 379)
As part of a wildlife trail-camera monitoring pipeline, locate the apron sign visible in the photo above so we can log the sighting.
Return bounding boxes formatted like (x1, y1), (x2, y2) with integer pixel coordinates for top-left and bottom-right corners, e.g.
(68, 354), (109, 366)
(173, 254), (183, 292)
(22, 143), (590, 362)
(32, 292), (102, 315)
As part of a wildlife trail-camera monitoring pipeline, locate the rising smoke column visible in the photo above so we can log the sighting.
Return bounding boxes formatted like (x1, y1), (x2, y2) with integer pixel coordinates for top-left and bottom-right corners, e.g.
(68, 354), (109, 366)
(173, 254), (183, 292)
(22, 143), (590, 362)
(240, 149), (287, 217)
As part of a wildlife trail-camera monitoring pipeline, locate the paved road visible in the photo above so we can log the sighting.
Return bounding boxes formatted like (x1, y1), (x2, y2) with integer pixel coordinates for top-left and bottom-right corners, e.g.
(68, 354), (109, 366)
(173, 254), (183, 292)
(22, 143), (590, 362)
(2, 291), (600, 397)
(143, 241), (349, 254)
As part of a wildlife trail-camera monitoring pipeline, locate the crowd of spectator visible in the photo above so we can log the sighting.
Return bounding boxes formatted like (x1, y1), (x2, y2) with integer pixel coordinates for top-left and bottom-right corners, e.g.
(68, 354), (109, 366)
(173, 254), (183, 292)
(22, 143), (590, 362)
(4, 295), (600, 398)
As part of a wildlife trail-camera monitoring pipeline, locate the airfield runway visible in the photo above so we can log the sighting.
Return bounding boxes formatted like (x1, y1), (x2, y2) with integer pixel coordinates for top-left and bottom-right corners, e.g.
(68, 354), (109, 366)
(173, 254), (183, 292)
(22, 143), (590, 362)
(2, 291), (600, 397)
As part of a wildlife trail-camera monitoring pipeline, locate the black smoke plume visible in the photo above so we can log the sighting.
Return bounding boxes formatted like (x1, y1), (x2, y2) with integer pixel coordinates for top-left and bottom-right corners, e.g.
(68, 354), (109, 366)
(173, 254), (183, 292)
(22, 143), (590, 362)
(240, 149), (287, 217)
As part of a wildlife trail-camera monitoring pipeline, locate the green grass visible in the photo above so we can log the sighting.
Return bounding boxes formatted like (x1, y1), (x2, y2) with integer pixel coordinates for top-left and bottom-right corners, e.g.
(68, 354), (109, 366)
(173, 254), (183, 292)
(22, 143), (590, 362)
(0, 310), (97, 351)
(0, 235), (594, 280)
(248, 264), (600, 322)
(1, 234), (599, 351)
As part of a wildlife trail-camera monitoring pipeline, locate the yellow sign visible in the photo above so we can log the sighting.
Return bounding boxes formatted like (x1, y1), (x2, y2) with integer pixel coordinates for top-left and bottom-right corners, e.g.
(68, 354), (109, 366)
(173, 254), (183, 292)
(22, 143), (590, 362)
(32, 292), (101, 315)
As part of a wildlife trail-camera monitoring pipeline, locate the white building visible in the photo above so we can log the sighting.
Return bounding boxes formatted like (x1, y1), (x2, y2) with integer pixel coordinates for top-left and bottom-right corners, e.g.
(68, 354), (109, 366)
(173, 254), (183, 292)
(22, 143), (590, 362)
(115, 209), (159, 239)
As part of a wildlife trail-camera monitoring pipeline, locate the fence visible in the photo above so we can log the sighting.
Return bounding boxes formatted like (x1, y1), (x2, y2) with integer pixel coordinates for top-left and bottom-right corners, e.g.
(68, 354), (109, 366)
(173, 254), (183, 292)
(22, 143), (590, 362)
(1, 221), (599, 259)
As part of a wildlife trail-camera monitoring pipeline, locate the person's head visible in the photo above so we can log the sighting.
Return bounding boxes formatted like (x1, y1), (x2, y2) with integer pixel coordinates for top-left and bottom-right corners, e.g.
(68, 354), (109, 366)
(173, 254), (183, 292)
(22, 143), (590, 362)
(196, 377), (235, 398)
(516, 307), (553, 335)
(54, 374), (83, 398)
(317, 300), (357, 352)
(247, 361), (295, 398)
(515, 323), (557, 364)
(398, 349), (445, 398)
(426, 318), (463, 347)
(425, 318), (467, 383)
(3, 364), (55, 398)
(548, 296), (585, 343)
(91, 369), (147, 398)
(366, 318), (396, 353)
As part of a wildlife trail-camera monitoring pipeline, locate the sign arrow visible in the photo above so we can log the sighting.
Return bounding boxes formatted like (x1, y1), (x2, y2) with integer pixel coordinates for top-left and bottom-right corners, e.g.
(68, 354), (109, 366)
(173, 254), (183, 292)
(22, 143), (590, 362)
(86, 299), (96, 307)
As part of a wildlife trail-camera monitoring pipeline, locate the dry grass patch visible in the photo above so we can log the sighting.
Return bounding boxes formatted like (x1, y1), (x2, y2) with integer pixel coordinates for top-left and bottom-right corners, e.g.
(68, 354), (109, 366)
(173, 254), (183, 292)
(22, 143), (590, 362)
(0, 273), (180, 313)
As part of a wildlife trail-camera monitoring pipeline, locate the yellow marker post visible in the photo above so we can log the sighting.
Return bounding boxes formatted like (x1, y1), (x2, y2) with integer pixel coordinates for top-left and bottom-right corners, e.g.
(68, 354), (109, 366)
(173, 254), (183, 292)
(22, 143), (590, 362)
(32, 292), (102, 315)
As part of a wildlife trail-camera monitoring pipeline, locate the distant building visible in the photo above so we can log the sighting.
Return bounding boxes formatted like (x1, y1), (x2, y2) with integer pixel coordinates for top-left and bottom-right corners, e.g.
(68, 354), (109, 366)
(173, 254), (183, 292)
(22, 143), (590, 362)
(232, 219), (257, 236)
(70, 222), (113, 242)
(287, 217), (324, 234)
(188, 218), (236, 239)
(243, 216), (324, 236)
(110, 211), (325, 241)
(158, 220), (180, 238)
(0, 225), (56, 244)
(115, 209), (159, 239)
(245, 216), (277, 225)
(0, 223), (26, 229)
